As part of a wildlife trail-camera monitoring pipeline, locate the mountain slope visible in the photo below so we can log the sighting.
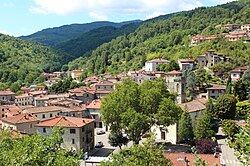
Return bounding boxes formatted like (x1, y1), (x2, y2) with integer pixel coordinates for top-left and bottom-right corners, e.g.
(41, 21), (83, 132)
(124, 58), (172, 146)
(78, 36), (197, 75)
(19, 20), (141, 47)
(68, 0), (250, 74)
(54, 22), (141, 58)
(0, 34), (70, 84)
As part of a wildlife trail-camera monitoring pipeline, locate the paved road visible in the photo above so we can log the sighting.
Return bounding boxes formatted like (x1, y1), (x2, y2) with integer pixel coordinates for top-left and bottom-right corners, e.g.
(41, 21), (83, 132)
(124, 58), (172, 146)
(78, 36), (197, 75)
(217, 127), (243, 166)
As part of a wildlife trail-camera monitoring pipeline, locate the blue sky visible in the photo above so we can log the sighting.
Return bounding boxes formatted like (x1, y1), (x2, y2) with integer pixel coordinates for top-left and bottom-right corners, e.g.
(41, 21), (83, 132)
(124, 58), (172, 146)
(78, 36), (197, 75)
(0, 0), (233, 37)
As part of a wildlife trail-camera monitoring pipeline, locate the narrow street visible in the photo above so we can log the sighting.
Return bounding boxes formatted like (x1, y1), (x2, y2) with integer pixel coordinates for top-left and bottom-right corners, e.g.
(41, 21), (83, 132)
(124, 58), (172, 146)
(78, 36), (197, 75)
(217, 127), (243, 166)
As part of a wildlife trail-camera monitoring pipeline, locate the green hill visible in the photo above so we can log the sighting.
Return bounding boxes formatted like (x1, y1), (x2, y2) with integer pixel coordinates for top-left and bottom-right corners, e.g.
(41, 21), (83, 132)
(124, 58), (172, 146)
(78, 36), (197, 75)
(68, 0), (250, 74)
(54, 22), (141, 59)
(0, 34), (70, 85)
(19, 20), (141, 47)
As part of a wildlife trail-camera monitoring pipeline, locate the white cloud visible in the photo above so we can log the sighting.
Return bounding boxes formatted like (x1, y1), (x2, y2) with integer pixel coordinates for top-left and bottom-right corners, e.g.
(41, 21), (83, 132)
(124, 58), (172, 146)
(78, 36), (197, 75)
(89, 12), (108, 21)
(145, 12), (166, 20)
(30, 0), (86, 15)
(30, 0), (231, 19)
(0, 30), (12, 36)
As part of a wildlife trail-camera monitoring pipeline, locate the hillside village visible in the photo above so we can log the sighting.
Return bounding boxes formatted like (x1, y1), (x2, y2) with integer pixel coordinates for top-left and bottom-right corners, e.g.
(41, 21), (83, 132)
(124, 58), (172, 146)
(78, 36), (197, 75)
(0, 49), (249, 165)
(191, 24), (250, 45)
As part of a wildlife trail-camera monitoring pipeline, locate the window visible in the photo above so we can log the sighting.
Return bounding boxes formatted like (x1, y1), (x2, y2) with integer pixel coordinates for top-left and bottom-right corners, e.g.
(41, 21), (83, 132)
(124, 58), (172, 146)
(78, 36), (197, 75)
(50, 113), (53, 117)
(72, 139), (75, 144)
(70, 129), (76, 134)
(82, 127), (85, 132)
(29, 124), (33, 128)
(43, 128), (46, 133)
(212, 90), (215, 94)
(57, 113), (60, 116)
(86, 94), (89, 97)
(42, 114), (46, 119)
(82, 137), (84, 142)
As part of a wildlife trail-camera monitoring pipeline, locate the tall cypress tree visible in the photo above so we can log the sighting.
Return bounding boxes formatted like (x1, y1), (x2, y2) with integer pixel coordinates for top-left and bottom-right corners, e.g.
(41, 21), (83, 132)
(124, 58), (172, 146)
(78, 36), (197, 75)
(226, 74), (232, 94)
(178, 110), (194, 144)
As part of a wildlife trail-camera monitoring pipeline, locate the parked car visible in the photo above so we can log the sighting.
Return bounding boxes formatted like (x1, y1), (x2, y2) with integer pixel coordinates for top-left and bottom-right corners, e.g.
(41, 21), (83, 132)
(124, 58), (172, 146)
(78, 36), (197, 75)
(96, 130), (105, 135)
(95, 141), (104, 148)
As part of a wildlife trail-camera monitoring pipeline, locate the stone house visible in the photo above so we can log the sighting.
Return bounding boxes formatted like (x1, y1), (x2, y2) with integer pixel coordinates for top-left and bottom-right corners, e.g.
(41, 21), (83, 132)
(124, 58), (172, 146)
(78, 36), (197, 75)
(198, 50), (228, 67)
(0, 91), (16, 103)
(178, 59), (195, 71)
(207, 85), (226, 99)
(165, 70), (186, 104)
(230, 66), (249, 81)
(241, 24), (250, 31)
(2, 113), (40, 134)
(86, 99), (107, 131)
(145, 58), (169, 71)
(36, 116), (95, 152)
(15, 93), (34, 106)
(151, 124), (177, 144)
(179, 98), (207, 127)
(68, 87), (96, 103)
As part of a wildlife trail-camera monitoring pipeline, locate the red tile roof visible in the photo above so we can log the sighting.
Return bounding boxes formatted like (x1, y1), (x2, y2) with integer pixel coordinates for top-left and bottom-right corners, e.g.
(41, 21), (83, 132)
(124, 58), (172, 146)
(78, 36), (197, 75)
(0, 91), (16, 96)
(230, 66), (249, 73)
(178, 59), (195, 63)
(86, 99), (101, 109)
(95, 80), (114, 86)
(35, 116), (94, 128)
(166, 70), (182, 75)
(164, 153), (220, 166)
(148, 58), (169, 63)
(179, 99), (207, 113)
(207, 85), (226, 90)
(2, 113), (39, 124)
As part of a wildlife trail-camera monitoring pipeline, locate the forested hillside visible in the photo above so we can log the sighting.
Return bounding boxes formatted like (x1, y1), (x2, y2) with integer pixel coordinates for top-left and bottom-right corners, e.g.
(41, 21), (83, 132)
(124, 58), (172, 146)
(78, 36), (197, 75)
(68, 0), (250, 74)
(54, 22), (141, 59)
(0, 34), (71, 87)
(20, 20), (141, 47)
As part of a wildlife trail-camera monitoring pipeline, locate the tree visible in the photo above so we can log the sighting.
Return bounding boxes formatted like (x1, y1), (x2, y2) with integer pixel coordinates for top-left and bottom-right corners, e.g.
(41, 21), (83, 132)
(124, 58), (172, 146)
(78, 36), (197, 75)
(194, 111), (217, 140)
(178, 110), (194, 144)
(234, 80), (249, 101)
(101, 137), (173, 166)
(221, 119), (239, 137)
(185, 70), (198, 99)
(0, 128), (82, 166)
(196, 138), (217, 154)
(10, 82), (21, 93)
(226, 74), (232, 94)
(214, 94), (237, 120)
(156, 60), (180, 72)
(108, 131), (129, 149)
(101, 78), (181, 144)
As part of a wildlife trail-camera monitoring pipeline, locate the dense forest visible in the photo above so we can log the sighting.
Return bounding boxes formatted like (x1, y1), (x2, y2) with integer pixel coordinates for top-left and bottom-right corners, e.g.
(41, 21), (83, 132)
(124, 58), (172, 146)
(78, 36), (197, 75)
(20, 20), (141, 47)
(54, 22), (141, 59)
(68, 0), (250, 74)
(0, 34), (71, 88)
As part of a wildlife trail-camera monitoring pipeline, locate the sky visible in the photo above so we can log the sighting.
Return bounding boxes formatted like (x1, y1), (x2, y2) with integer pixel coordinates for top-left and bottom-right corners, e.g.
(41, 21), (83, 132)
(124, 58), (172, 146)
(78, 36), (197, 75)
(0, 0), (233, 37)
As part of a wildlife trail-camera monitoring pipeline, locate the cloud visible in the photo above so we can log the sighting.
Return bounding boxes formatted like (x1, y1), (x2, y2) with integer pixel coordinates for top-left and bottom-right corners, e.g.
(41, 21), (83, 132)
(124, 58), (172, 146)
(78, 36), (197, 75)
(145, 12), (166, 20)
(0, 30), (12, 36)
(89, 12), (108, 20)
(30, 0), (86, 15)
(30, 0), (231, 19)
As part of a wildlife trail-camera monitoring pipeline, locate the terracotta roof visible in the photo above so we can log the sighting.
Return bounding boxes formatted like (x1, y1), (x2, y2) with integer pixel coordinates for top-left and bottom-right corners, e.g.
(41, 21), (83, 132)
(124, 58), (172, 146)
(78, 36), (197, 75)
(2, 113), (39, 124)
(23, 106), (64, 114)
(0, 91), (16, 96)
(178, 59), (195, 63)
(15, 93), (32, 99)
(86, 99), (101, 109)
(147, 58), (169, 63)
(179, 99), (207, 113)
(230, 66), (249, 73)
(35, 116), (94, 128)
(95, 90), (113, 94)
(207, 85), (226, 90)
(95, 80), (114, 86)
(166, 70), (182, 75)
(164, 153), (220, 166)
(28, 91), (46, 96)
